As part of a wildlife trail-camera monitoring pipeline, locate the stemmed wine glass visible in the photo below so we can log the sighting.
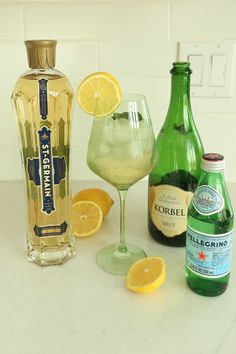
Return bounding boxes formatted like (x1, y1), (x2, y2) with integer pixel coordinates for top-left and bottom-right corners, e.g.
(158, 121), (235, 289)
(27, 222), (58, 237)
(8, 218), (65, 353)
(87, 94), (155, 275)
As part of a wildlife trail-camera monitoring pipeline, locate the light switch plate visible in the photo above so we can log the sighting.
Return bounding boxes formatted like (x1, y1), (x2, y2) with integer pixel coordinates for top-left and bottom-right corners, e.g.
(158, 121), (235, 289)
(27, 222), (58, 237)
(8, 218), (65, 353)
(178, 41), (235, 98)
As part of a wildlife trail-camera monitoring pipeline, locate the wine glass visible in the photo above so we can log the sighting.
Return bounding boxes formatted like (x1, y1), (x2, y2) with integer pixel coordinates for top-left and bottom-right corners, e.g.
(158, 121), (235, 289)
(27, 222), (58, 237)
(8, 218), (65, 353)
(87, 94), (155, 275)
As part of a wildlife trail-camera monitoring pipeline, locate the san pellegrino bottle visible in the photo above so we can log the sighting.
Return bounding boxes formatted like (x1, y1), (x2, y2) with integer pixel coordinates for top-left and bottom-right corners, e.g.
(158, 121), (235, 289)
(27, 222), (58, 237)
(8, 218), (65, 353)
(12, 40), (74, 265)
(186, 153), (234, 296)
(148, 62), (204, 247)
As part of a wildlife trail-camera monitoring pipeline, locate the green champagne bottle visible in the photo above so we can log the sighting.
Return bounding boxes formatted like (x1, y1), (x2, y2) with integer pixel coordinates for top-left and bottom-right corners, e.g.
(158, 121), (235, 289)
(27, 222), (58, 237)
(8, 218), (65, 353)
(185, 153), (234, 296)
(148, 62), (204, 247)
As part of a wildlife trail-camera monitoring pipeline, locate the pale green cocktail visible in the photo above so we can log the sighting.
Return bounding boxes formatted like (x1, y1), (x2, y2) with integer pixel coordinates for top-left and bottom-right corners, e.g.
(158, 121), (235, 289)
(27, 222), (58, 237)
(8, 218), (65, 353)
(87, 94), (155, 275)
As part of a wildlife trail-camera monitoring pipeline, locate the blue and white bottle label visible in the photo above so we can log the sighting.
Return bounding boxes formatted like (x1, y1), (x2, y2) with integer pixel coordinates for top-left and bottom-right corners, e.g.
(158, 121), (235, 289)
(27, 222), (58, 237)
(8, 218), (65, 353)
(186, 226), (232, 278)
(28, 156), (66, 187)
(39, 79), (48, 120)
(38, 126), (55, 214)
(192, 185), (224, 215)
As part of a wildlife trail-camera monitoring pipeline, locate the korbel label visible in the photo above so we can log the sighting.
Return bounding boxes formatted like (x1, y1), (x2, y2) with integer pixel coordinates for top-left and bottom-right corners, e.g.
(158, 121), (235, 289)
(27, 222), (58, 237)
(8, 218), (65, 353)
(192, 185), (224, 215)
(149, 184), (193, 237)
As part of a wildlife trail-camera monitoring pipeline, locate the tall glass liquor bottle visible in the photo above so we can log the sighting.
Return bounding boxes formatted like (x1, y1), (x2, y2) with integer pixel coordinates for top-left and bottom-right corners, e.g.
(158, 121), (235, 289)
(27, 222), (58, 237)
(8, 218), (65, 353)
(148, 62), (204, 247)
(186, 153), (234, 296)
(12, 40), (74, 265)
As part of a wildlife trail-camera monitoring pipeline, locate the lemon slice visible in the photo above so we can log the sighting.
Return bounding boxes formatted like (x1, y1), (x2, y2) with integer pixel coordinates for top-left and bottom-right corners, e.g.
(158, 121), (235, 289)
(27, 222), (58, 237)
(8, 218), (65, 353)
(77, 72), (122, 117)
(72, 200), (103, 237)
(126, 257), (166, 294)
(72, 188), (114, 217)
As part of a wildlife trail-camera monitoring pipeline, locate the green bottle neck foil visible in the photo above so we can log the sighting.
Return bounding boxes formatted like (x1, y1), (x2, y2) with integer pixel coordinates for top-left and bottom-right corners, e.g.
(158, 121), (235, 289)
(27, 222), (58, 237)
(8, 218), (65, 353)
(165, 62), (193, 131)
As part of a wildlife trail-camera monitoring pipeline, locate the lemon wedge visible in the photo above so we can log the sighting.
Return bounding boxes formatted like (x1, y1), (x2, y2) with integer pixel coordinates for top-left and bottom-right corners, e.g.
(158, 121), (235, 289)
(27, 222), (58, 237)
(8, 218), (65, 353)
(72, 188), (114, 217)
(72, 201), (103, 237)
(126, 257), (166, 294)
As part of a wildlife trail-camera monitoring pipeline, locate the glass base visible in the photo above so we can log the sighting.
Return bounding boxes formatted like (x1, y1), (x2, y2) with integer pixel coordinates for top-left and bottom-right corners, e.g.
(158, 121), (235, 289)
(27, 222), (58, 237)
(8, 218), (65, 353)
(27, 244), (75, 266)
(96, 244), (146, 275)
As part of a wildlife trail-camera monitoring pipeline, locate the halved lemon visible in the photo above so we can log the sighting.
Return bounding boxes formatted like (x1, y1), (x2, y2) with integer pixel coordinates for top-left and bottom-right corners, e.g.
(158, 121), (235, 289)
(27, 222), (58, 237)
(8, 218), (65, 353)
(72, 200), (103, 237)
(77, 72), (122, 117)
(72, 188), (114, 217)
(126, 257), (166, 294)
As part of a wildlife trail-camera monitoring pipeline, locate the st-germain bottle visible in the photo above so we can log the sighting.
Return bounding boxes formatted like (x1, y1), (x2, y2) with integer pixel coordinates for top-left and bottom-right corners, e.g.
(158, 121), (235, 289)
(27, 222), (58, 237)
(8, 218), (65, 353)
(12, 40), (74, 265)
(148, 62), (204, 247)
(185, 153), (234, 296)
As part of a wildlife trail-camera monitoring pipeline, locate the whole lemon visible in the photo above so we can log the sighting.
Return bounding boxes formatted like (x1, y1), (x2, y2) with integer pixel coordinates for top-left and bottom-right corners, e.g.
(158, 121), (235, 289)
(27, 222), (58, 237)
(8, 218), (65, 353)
(72, 188), (114, 217)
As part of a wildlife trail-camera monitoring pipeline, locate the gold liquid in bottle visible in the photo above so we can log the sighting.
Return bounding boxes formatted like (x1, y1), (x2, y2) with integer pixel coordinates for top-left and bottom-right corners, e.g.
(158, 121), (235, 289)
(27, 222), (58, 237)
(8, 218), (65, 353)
(12, 40), (74, 265)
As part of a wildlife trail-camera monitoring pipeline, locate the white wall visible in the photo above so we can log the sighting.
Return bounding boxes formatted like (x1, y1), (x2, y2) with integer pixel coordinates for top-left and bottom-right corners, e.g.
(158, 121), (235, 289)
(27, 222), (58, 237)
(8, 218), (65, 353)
(0, 0), (236, 182)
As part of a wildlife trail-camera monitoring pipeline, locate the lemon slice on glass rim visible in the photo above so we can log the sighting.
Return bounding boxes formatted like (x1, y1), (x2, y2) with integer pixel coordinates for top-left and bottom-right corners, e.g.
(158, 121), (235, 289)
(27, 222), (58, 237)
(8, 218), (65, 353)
(77, 72), (122, 118)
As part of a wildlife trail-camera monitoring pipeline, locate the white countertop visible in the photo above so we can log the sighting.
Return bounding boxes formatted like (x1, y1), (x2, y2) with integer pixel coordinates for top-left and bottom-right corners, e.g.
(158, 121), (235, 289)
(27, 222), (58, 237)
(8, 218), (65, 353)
(0, 181), (236, 354)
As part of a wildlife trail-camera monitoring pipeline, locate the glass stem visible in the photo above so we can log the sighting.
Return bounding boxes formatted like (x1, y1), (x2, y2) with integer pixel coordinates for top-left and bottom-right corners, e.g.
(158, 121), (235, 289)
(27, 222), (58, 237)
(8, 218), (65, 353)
(117, 189), (128, 253)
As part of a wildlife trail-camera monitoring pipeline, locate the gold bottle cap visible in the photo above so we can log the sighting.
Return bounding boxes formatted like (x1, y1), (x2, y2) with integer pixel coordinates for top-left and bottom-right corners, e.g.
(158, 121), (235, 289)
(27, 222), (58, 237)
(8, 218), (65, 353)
(25, 40), (57, 69)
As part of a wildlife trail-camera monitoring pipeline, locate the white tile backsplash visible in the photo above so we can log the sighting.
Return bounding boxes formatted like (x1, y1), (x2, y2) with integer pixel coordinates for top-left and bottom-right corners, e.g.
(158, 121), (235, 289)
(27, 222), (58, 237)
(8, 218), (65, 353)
(196, 113), (236, 149)
(71, 108), (93, 149)
(23, 2), (169, 40)
(1, 148), (23, 180)
(0, 4), (24, 40)
(0, 114), (19, 148)
(0, 42), (26, 114)
(56, 41), (98, 82)
(118, 77), (171, 118)
(191, 78), (236, 113)
(0, 0), (236, 182)
(98, 41), (176, 77)
(171, 1), (236, 40)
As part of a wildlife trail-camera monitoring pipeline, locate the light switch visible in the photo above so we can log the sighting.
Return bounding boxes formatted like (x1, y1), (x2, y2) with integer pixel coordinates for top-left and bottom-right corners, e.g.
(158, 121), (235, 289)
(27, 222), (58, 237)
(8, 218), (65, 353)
(178, 41), (235, 97)
(188, 55), (203, 86)
(210, 55), (226, 87)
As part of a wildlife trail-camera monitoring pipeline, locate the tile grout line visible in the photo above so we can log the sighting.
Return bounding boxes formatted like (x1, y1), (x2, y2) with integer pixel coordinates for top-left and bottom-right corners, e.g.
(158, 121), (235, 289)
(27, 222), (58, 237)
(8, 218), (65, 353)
(168, 0), (171, 42)
(96, 42), (100, 71)
(21, 3), (26, 40)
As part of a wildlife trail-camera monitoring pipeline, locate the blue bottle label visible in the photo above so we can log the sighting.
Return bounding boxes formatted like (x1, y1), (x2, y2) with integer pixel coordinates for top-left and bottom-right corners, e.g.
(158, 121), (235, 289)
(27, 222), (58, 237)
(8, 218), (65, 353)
(186, 226), (232, 278)
(27, 80), (67, 216)
(39, 79), (48, 120)
(38, 126), (55, 214)
(27, 156), (66, 187)
(192, 185), (224, 215)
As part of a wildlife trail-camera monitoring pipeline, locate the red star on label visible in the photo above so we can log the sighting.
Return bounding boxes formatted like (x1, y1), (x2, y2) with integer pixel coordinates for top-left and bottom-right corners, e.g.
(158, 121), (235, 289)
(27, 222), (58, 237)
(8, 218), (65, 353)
(198, 251), (207, 261)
